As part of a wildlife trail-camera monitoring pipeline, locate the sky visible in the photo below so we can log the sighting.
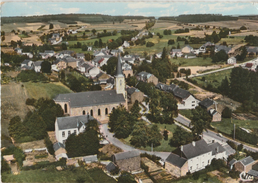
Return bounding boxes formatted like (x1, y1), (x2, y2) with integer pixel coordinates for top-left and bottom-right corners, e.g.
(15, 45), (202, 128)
(1, 2), (258, 17)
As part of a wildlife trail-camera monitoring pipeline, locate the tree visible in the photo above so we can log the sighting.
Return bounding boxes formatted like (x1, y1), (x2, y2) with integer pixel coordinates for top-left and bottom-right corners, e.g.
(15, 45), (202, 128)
(1, 35), (5, 42)
(222, 107), (232, 118)
(94, 40), (99, 47)
(118, 172), (137, 183)
(161, 47), (167, 60)
(130, 100), (141, 119)
(218, 76), (229, 96)
(44, 136), (54, 155)
(91, 29), (97, 35)
(60, 70), (65, 81)
(61, 43), (67, 50)
(212, 50), (228, 63)
(148, 124), (163, 147)
(101, 57), (117, 76)
(190, 106), (212, 136)
(130, 122), (149, 147)
(169, 126), (193, 146)
(41, 61), (51, 73)
(99, 39), (103, 48)
(146, 42), (154, 47)
(49, 23), (54, 29)
(168, 39), (175, 45)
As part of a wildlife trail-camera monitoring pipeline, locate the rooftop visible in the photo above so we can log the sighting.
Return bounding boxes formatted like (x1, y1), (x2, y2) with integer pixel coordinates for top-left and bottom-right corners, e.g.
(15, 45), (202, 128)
(165, 153), (187, 168)
(239, 156), (255, 166)
(199, 98), (214, 108)
(53, 142), (65, 151)
(114, 150), (140, 161)
(181, 139), (211, 159)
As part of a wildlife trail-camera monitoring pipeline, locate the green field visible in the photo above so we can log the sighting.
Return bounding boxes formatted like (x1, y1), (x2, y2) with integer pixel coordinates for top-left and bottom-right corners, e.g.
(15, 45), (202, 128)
(121, 123), (178, 152)
(18, 34), (30, 38)
(191, 68), (233, 88)
(218, 36), (245, 45)
(211, 118), (258, 135)
(2, 167), (116, 183)
(179, 110), (193, 119)
(170, 57), (214, 67)
(171, 173), (222, 183)
(24, 82), (73, 99)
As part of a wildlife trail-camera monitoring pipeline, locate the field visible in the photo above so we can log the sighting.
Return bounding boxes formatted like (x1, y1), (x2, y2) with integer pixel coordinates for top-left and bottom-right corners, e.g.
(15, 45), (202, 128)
(191, 68), (233, 89)
(24, 82), (73, 99)
(1, 167), (116, 183)
(121, 123), (178, 152)
(1, 83), (30, 138)
(179, 110), (192, 119)
(211, 118), (258, 135)
(170, 57), (214, 67)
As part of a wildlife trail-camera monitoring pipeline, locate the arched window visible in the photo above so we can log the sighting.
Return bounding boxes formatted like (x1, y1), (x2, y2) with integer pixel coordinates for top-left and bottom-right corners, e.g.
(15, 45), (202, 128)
(64, 104), (67, 113)
(90, 109), (93, 116)
(105, 108), (108, 115)
(83, 110), (85, 115)
(62, 131), (65, 137)
(98, 109), (101, 116)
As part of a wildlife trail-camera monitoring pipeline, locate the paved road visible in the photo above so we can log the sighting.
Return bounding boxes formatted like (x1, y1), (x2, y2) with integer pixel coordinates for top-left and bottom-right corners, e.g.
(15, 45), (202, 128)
(100, 124), (170, 160)
(174, 114), (191, 127)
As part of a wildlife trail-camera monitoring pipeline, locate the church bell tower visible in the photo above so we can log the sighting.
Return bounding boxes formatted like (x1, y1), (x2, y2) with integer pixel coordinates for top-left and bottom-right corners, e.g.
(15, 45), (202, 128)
(115, 54), (126, 98)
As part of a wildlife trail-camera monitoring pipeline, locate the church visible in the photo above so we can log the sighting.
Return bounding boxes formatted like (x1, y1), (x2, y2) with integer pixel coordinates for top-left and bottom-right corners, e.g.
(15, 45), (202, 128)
(54, 54), (127, 123)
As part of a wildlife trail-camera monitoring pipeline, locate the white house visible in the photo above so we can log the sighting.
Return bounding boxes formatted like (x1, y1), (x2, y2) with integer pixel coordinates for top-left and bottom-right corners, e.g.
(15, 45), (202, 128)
(182, 45), (194, 53)
(76, 53), (85, 60)
(22, 52), (33, 58)
(122, 41), (130, 48)
(122, 63), (132, 70)
(21, 59), (34, 70)
(55, 115), (97, 144)
(78, 62), (100, 78)
(14, 48), (22, 54)
(227, 57), (236, 64)
(34, 61), (43, 72)
(165, 139), (227, 177)
(171, 49), (183, 57)
(88, 46), (92, 51)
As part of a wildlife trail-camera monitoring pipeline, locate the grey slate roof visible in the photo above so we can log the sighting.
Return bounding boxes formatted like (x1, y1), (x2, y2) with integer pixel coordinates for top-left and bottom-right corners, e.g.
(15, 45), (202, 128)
(127, 87), (139, 95)
(208, 142), (226, 155)
(116, 54), (123, 77)
(137, 71), (152, 79)
(215, 45), (231, 53)
(246, 47), (258, 53)
(172, 87), (190, 99)
(106, 162), (117, 172)
(182, 139), (211, 159)
(53, 142), (65, 151)
(76, 53), (85, 57)
(83, 155), (98, 162)
(239, 156), (255, 166)
(114, 150), (140, 161)
(166, 153), (187, 168)
(56, 115), (96, 130)
(45, 50), (54, 54)
(229, 158), (237, 167)
(199, 98), (214, 108)
(248, 170), (258, 177)
(21, 59), (31, 65)
(34, 61), (43, 67)
(54, 90), (125, 108)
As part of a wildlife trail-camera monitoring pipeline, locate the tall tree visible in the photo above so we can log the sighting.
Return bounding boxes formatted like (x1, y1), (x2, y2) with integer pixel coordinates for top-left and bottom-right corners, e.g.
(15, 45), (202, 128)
(161, 47), (167, 60)
(41, 61), (51, 73)
(219, 76), (230, 96)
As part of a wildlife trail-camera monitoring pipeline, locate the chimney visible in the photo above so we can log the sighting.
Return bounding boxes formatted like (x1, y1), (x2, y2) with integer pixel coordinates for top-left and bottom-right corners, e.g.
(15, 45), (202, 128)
(192, 141), (196, 146)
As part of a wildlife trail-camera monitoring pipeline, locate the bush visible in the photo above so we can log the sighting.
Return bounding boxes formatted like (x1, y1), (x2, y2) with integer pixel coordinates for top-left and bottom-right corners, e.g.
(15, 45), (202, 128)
(146, 41), (155, 47)
(222, 107), (232, 118)
(26, 98), (36, 106)
(193, 172), (200, 180)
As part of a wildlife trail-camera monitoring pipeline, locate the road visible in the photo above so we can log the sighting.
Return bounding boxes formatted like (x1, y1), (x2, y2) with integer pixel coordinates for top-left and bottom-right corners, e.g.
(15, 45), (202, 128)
(174, 114), (191, 127)
(100, 124), (170, 160)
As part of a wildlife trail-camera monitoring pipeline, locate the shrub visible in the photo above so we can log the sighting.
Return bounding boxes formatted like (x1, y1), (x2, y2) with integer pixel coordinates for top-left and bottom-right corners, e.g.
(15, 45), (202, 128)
(222, 107), (232, 118)
(26, 98), (36, 106)
(146, 42), (155, 47)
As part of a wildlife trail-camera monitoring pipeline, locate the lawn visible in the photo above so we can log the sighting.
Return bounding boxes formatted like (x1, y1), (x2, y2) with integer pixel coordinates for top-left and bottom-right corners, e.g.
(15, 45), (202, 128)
(18, 34), (30, 38)
(121, 123), (178, 152)
(170, 57), (214, 67)
(179, 110), (192, 119)
(171, 173), (222, 183)
(211, 118), (258, 135)
(2, 167), (116, 183)
(218, 36), (245, 45)
(24, 82), (73, 99)
(191, 68), (233, 88)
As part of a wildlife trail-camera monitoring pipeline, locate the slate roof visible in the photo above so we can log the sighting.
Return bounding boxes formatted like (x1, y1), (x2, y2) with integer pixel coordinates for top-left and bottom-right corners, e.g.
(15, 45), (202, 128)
(34, 61), (43, 67)
(248, 170), (258, 177)
(199, 98), (214, 108)
(21, 59), (32, 65)
(76, 53), (85, 57)
(209, 109), (218, 116)
(45, 50), (55, 54)
(83, 155), (98, 162)
(116, 54), (123, 76)
(56, 115), (96, 130)
(239, 156), (255, 166)
(114, 150), (140, 161)
(127, 87), (141, 96)
(171, 49), (182, 52)
(215, 45), (231, 53)
(60, 50), (74, 55)
(137, 71), (152, 79)
(229, 158), (237, 167)
(106, 162), (117, 172)
(54, 90), (125, 108)
(172, 87), (191, 99)
(182, 139), (211, 159)
(166, 153), (187, 168)
(53, 142), (65, 151)
(208, 142), (226, 155)
(246, 46), (258, 53)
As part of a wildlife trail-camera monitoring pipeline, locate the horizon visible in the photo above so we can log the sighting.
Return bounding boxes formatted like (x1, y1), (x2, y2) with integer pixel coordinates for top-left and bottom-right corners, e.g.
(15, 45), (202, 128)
(1, 2), (258, 18)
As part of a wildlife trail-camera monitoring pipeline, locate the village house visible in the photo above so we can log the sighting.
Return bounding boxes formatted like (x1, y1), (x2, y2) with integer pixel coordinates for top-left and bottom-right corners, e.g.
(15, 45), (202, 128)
(22, 52), (33, 58)
(93, 50), (109, 57)
(55, 50), (75, 59)
(184, 53), (197, 59)
(53, 142), (68, 160)
(246, 46), (258, 56)
(136, 71), (159, 85)
(105, 162), (118, 174)
(39, 50), (55, 59)
(215, 45), (231, 54)
(83, 155), (98, 164)
(199, 42), (214, 53)
(182, 45), (194, 53)
(21, 59), (34, 70)
(165, 139), (227, 177)
(14, 48), (22, 54)
(234, 156), (256, 173)
(54, 54), (127, 123)
(78, 61), (100, 78)
(122, 62), (133, 78)
(34, 61), (43, 72)
(76, 53), (85, 60)
(92, 55), (112, 67)
(209, 109), (222, 122)
(126, 87), (144, 104)
(113, 150), (141, 172)
(199, 98), (222, 122)
(122, 41), (130, 48)
(94, 72), (112, 85)
(55, 115), (99, 144)
(52, 56), (79, 70)
(122, 55), (135, 64)
(171, 49), (183, 57)
(227, 57), (237, 64)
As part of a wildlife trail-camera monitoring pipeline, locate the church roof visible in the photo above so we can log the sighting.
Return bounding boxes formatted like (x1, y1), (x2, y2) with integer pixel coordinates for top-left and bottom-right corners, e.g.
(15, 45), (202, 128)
(54, 90), (125, 108)
(116, 54), (123, 77)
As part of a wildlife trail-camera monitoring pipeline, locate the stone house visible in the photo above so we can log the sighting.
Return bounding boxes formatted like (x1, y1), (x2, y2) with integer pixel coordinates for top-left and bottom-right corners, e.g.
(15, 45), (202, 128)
(54, 54), (127, 123)
(34, 61), (43, 73)
(199, 98), (221, 122)
(209, 109), (221, 122)
(21, 59), (34, 70)
(53, 142), (68, 160)
(234, 156), (256, 173)
(165, 140), (227, 177)
(182, 45), (194, 53)
(127, 87), (144, 104)
(136, 71), (158, 85)
(113, 150), (141, 172)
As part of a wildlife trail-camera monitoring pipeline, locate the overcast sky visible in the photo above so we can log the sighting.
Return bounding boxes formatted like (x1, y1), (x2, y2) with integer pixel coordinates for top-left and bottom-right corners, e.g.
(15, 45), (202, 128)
(1, 2), (258, 17)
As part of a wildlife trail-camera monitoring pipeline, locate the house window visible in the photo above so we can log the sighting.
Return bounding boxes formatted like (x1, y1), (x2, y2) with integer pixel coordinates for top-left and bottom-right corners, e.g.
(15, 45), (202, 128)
(208, 160), (210, 164)
(190, 166), (192, 170)
(64, 104), (68, 113)
(62, 131), (65, 137)
(98, 109), (101, 116)
(105, 108), (108, 115)
(83, 110), (85, 115)
(68, 131), (71, 136)
(74, 130), (76, 134)
(196, 164), (198, 169)
(91, 109), (93, 116)
(192, 101), (195, 103)
(192, 104), (195, 106)
(63, 140), (66, 144)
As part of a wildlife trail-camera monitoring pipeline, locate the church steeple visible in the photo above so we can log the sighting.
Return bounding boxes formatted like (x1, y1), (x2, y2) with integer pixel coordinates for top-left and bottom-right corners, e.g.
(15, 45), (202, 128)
(115, 54), (126, 98)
